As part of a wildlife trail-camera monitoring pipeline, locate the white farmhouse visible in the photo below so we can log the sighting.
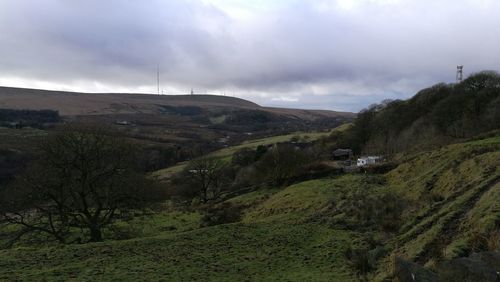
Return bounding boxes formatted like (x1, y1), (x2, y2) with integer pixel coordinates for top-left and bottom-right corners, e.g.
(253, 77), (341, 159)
(357, 156), (383, 167)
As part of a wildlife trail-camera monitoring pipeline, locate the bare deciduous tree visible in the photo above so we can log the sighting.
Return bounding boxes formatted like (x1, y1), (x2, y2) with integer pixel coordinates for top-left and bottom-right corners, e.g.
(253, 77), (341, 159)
(0, 126), (164, 244)
(257, 144), (307, 185)
(186, 157), (226, 203)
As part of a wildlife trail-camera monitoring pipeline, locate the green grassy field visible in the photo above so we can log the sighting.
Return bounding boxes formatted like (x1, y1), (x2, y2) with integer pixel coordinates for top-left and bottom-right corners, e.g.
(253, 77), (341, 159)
(0, 134), (498, 281)
(0, 223), (360, 281)
(1, 175), (371, 281)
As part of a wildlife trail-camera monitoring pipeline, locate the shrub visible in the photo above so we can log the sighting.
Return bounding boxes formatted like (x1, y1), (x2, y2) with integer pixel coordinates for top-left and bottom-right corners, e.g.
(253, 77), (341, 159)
(344, 246), (373, 276)
(106, 224), (145, 241)
(255, 144), (309, 185)
(200, 202), (242, 227)
(468, 229), (500, 253)
(486, 229), (500, 251)
(233, 166), (259, 189)
(232, 147), (256, 167)
(337, 190), (404, 232)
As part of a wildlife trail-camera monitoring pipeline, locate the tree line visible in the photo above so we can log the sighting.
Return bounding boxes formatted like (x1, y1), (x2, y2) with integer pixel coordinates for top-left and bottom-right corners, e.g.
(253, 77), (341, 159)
(0, 108), (60, 128)
(329, 71), (500, 154)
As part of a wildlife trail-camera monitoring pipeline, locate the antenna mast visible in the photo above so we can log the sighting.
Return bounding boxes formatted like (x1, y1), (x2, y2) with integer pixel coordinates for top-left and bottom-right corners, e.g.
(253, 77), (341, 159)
(456, 65), (463, 83)
(157, 64), (160, 95)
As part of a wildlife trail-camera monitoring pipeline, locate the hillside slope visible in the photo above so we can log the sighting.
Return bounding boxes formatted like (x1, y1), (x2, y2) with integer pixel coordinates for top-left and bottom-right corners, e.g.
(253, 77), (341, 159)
(335, 71), (500, 154)
(385, 136), (499, 263)
(1, 135), (497, 281)
(0, 86), (354, 120)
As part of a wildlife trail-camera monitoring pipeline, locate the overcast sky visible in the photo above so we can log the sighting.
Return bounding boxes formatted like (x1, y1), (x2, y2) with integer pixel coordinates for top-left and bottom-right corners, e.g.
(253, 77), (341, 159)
(0, 0), (499, 112)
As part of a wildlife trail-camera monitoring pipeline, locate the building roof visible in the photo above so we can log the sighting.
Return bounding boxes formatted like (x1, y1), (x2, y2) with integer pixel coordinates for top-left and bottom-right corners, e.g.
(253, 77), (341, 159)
(333, 148), (352, 157)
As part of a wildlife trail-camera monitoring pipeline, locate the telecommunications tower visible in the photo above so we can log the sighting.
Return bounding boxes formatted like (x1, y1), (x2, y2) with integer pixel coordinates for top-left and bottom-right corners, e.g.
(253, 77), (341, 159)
(456, 65), (463, 83)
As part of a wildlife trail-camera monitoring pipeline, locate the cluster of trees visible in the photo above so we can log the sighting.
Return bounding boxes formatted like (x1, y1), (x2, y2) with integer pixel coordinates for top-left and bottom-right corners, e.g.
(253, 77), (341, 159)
(0, 108), (60, 128)
(0, 126), (166, 244)
(136, 145), (187, 172)
(329, 71), (500, 154)
(168, 142), (331, 204)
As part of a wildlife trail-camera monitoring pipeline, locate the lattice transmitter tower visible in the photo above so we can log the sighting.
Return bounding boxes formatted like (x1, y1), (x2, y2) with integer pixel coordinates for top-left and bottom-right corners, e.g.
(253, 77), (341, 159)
(456, 65), (464, 83)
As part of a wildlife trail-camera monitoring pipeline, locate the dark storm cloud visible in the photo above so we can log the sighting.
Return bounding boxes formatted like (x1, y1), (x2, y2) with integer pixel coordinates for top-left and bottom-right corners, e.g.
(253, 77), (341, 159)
(0, 0), (499, 111)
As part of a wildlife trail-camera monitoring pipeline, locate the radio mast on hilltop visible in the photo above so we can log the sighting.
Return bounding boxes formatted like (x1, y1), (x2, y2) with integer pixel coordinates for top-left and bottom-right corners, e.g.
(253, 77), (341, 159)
(456, 65), (464, 83)
(157, 64), (160, 95)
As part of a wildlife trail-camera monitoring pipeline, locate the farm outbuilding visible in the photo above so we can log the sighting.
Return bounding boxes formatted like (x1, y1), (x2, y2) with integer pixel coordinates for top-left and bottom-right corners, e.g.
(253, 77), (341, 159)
(356, 156), (383, 167)
(332, 149), (353, 160)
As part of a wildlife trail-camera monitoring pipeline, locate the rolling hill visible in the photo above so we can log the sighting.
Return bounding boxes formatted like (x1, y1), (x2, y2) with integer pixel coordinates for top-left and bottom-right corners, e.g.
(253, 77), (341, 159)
(0, 86), (354, 120)
(0, 86), (355, 174)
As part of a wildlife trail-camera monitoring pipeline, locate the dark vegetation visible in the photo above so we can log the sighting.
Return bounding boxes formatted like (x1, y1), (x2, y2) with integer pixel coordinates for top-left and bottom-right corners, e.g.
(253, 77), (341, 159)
(0, 149), (31, 187)
(208, 109), (350, 137)
(0, 126), (166, 244)
(0, 108), (60, 128)
(200, 202), (243, 227)
(157, 105), (203, 116)
(185, 157), (228, 203)
(166, 142), (328, 205)
(328, 71), (500, 154)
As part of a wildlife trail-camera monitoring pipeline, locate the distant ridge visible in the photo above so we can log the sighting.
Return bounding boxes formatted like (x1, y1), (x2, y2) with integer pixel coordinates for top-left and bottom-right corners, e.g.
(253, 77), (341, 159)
(0, 86), (354, 119)
(0, 86), (259, 115)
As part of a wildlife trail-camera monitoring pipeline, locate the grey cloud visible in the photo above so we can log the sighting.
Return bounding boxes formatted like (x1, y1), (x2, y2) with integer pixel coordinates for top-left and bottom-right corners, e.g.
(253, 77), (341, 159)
(0, 0), (499, 111)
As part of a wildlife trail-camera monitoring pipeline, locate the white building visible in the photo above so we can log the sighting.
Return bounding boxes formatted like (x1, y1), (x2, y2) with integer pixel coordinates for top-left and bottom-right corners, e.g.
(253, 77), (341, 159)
(357, 156), (383, 167)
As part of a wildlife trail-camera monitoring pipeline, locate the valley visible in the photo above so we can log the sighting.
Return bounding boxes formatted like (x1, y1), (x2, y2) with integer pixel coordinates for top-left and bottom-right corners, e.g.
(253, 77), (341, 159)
(0, 73), (499, 281)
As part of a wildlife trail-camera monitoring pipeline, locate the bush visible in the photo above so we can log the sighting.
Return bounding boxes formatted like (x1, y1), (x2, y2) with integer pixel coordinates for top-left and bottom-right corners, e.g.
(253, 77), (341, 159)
(486, 229), (500, 251)
(232, 148), (256, 167)
(0, 149), (31, 186)
(337, 190), (404, 232)
(255, 143), (309, 185)
(166, 173), (199, 202)
(468, 229), (500, 253)
(200, 202), (242, 227)
(106, 224), (145, 240)
(344, 246), (373, 276)
(233, 166), (259, 189)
